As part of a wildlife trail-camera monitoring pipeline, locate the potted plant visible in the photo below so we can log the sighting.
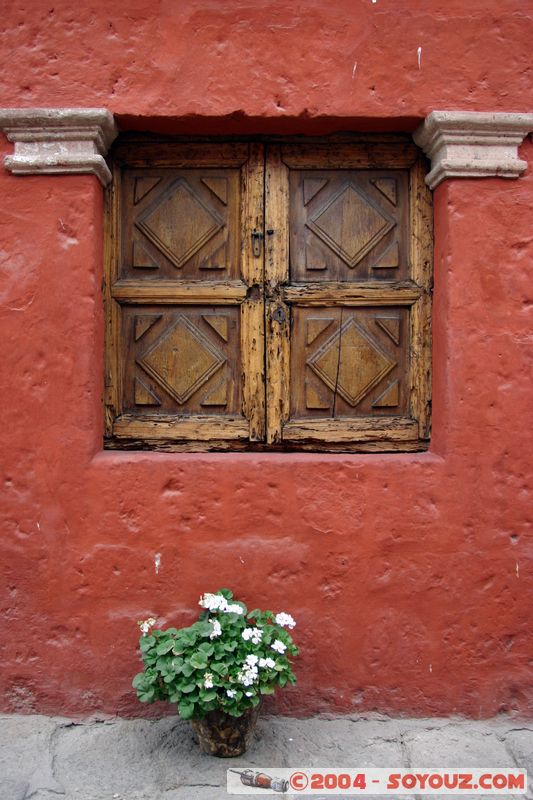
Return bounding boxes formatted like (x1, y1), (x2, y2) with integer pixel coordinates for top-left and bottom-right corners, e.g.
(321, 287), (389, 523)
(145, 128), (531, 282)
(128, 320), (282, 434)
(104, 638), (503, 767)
(132, 588), (298, 757)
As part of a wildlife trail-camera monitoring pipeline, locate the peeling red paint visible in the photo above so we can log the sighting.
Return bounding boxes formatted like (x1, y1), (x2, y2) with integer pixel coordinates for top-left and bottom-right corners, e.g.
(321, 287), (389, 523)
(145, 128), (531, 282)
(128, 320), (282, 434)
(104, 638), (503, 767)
(0, 1), (532, 718)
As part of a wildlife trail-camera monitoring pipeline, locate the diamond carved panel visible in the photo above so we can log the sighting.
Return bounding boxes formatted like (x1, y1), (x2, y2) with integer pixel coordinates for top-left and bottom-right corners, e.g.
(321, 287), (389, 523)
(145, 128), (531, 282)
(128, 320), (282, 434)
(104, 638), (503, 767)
(307, 182), (395, 268)
(307, 319), (395, 407)
(138, 315), (226, 405)
(136, 178), (223, 269)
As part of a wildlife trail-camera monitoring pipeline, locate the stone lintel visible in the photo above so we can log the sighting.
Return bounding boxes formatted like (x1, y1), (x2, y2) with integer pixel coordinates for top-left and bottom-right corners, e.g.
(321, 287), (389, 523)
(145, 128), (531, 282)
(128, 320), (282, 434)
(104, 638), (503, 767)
(414, 111), (533, 189)
(0, 108), (118, 186)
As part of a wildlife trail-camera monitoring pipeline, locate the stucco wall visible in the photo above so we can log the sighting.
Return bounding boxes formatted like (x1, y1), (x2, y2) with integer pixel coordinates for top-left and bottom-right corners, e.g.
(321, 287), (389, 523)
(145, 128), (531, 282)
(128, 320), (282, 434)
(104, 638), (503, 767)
(0, 0), (532, 718)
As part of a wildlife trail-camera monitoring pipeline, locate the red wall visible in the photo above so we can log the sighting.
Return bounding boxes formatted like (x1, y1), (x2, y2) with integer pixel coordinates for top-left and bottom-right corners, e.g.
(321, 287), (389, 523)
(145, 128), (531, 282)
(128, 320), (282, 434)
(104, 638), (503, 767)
(1, 0), (532, 718)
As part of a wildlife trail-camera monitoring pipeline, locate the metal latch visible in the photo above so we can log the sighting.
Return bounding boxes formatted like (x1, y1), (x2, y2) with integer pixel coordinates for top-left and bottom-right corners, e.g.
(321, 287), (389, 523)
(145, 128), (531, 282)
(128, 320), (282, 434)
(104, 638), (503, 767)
(251, 229), (264, 257)
(271, 305), (286, 324)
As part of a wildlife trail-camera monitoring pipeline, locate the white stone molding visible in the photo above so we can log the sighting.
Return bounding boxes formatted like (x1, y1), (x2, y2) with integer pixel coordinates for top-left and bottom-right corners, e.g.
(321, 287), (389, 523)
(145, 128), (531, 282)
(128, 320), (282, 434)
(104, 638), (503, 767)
(414, 111), (533, 190)
(0, 108), (118, 186)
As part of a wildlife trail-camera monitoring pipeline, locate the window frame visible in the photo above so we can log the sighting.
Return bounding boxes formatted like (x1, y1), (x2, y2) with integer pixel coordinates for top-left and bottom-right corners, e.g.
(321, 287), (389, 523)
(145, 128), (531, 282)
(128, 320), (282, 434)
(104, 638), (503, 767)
(104, 134), (432, 453)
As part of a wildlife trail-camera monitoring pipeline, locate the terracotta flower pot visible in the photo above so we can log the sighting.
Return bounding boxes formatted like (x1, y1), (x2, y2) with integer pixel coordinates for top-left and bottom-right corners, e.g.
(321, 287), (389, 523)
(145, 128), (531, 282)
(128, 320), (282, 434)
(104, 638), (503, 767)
(190, 704), (261, 757)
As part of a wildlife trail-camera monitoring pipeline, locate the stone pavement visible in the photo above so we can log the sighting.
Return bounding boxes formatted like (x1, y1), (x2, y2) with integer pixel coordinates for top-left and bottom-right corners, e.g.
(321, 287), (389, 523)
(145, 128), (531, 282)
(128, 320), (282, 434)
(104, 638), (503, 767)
(0, 714), (531, 800)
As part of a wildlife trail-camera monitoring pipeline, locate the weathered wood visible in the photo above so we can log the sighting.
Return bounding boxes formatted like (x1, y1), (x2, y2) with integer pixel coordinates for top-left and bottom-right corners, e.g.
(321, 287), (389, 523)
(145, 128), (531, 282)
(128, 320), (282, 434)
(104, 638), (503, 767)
(241, 143), (266, 441)
(123, 306), (241, 416)
(283, 282), (422, 306)
(282, 142), (418, 170)
(113, 414), (249, 440)
(103, 160), (122, 436)
(105, 137), (433, 451)
(290, 307), (409, 419)
(113, 141), (249, 168)
(111, 280), (247, 304)
(277, 142), (431, 447)
(107, 142), (264, 446)
(264, 145), (290, 444)
(121, 164), (241, 279)
(105, 435), (426, 453)
(282, 416), (419, 443)
(409, 155), (433, 440)
(288, 167), (410, 282)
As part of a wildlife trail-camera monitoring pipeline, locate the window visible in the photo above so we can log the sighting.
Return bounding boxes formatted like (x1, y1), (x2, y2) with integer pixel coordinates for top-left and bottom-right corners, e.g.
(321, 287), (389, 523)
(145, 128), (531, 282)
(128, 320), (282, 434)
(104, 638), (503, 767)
(104, 137), (432, 452)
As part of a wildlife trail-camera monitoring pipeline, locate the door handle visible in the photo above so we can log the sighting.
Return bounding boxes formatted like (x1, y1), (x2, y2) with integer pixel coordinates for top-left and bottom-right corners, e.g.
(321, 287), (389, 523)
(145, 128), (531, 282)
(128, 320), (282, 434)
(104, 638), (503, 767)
(251, 229), (264, 258)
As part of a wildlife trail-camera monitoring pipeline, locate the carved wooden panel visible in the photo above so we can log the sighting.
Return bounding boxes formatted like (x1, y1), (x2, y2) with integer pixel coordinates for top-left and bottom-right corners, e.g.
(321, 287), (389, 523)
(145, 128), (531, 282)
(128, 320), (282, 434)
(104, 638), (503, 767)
(105, 142), (265, 446)
(121, 169), (241, 280)
(121, 305), (241, 416)
(289, 306), (409, 419)
(105, 138), (431, 451)
(289, 170), (409, 282)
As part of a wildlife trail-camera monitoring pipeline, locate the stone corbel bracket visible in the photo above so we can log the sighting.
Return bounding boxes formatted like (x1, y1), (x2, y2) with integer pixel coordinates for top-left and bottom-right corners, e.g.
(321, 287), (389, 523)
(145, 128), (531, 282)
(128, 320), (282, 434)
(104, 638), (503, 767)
(0, 108), (118, 186)
(414, 111), (533, 190)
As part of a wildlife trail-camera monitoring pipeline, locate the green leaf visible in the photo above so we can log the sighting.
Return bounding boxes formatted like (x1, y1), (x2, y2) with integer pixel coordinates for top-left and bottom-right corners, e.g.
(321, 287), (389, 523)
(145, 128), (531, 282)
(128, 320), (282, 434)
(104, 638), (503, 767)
(181, 663), (194, 678)
(156, 655), (174, 672)
(143, 668), (159, 685)
(259, 684), (276, 695)
(196, 621), (214, 637)
(178, 700), (195, 720)
(138, 687), (155, 702)
(200, 690), (217, 702)
(198, 642), (214, 656)
(218, 588), (234, 600)
(189, 653), (208, 670)
(179, 631), (196, 647)
(132, 673), (146, 689)
(156, 640), (175, 655)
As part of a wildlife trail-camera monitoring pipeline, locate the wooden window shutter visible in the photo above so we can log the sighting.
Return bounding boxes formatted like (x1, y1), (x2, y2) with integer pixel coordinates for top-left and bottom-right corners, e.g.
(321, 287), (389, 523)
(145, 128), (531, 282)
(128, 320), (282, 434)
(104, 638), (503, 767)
(105, 137), (432, 452)
(264, 141), (432, 451)
(104, 142), (265, 448)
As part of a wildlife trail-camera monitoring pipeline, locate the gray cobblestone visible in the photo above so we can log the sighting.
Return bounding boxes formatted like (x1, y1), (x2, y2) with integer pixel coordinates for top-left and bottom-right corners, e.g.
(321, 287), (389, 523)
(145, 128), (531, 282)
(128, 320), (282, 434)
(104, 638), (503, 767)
(0, 714), (530, 800)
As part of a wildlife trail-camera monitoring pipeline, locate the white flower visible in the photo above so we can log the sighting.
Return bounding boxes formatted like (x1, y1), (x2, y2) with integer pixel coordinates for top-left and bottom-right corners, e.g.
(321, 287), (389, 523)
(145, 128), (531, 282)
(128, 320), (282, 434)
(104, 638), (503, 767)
(209, 619), (222, 639)
(242, 627), (262, 644)
(237, 670), (257, 686)
(275, 612), (296, 629)
(199, 593), (244, 615)
(138, 617), (156, 636)
(204, 672), (214, 689)
(245, 654), (259, 667)
(245, 691), (253, 697)
(271, 639), (287, 654)
(226, 603), (244, 615)
(259, 657), (276, 669)
(226, 689), (236, 698)
(199, 592), (227, 612)
(237, 661), (259, 686)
